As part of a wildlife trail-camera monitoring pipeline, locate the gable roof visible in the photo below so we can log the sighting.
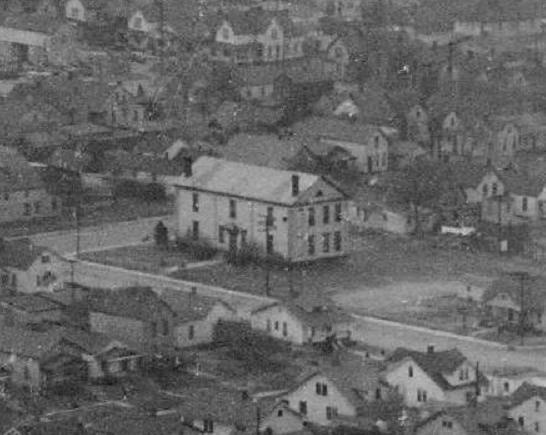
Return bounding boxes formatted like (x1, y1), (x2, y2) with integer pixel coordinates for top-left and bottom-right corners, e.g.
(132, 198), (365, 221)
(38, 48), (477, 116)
(175, 156), (347, 206)
(160, 290), (235, 324)
(60, 327), (128, 356)
(0, 327), (61, 359)
(508, 382), (546, 409)
(497, 167), (546, 197)
(292, 117), (387, 145)
(0, 238), (50, 270)
(88, 286), (175, 321)
(482, 274), (546, 312)
(0, 293), (62, 313)
(386, 347), (481, 391)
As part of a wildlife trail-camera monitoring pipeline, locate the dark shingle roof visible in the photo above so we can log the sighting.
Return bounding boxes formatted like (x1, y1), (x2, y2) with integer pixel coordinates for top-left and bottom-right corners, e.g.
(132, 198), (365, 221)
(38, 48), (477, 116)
(0, 238), (49, 270)
(0, 293), (61, 313)
(88, 286), (175, 321)
(497, 167), (546, 197)
(160, 289), (235, 323)
(0, 327), (61, 359)
(292, 117), (386, 145)
(508, 382), (546, 409)
(387, 347), (479, 390)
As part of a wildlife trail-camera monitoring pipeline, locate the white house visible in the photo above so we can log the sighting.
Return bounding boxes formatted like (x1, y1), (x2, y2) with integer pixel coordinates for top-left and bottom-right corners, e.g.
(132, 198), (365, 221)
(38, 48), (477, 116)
(250, 295), (353, 345)
(486, 367), (546, 397)
(259, 401), (307, 435)
(161, 288), (236, 348)
(292, 117), (390, 173)
(174, 157), (350, 262)
(278, 353), (390, 427)
(383, 346), (485, 408)
(505, 383), (546, 435)
(65, 0), (85, 21)
(0, 239), (70, 294)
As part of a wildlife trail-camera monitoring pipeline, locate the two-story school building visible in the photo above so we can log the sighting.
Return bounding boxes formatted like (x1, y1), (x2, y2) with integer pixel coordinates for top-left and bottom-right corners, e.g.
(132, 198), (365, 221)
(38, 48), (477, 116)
(174, 157), (350, 262)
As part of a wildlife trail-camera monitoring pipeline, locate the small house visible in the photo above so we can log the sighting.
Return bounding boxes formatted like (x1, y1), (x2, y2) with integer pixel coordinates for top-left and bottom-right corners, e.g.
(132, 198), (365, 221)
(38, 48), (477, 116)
(383, 346), (487, 407)
(505, 383), (546, 435)
(0, 293), (63, 327)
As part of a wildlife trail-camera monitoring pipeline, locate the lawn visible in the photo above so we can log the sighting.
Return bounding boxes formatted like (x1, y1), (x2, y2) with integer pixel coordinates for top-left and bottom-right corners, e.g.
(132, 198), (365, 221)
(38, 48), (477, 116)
(80, 244), (192, 274)
(0, 198), (172, 238)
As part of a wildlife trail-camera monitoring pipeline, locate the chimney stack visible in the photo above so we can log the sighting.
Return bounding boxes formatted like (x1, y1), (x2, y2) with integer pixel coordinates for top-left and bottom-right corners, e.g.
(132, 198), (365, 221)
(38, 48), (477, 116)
(427, 344), (435, 354)
(291, 174), (299, 197)
(183, 157), (193, 177)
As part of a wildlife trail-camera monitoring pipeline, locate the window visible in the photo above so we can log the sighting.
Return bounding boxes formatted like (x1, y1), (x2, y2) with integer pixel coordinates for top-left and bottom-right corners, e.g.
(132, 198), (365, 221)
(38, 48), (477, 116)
(274, 321), (279, 331)
(323, 205), (330, 224)
(492, 183), (498, 195)
(325, 406), (337, 420)
(375, 388), (382, 400)
(34, 201), (41, 214)
(151, 322), (157, 337)
(536, 400), (541, 412)
(133, 110), (138, 122)
(482, 184), (488, 196)
(459, 368), (469, 381)
(229, 199), (236, 219)
(218, 226), (225, 244)
(518, 416), (524, 427)
(277, 409), (283, 417)
(315, 382), (328, 396)
(36, 275), (41, 286)
(192, 193), (199, 212)
(308, 208), (315, 226)
(1, 274), (8, 285)
(3, 193), (8, 201)
(188, 324), (194, 340)
(192, 221), (199, 240)
(23, 203), (31, 216)
(162, 319), (169, 336)
(222, 27), (230, 40)
(204, 419), (214, 433)
(322, 233), (330, 253)
(275, 45), (280, 59)
(374, 135), (379, 148)
(282, 321), (287, 337)
(334, 231), (342, 251)
(41, 254), (50, 263)
(51, 198), (57, 211)
(417, 389), (427, 402)
(299, 401), (307, 415)
(307, 235), (315, 256)
(335, 203), (342, 222)
(266, 206), (274, 227)
(522, 197), (528, 212)
(266, 234), (274, 255)
(442, 421), (453, 428)
(408, 366), (413, 377)
(266, 319), (271, 331)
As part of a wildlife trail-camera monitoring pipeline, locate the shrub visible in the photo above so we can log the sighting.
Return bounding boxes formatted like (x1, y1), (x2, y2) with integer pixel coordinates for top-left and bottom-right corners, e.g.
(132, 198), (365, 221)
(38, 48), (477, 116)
(176, 235), (218, 261)
(225, 242), (288, 269)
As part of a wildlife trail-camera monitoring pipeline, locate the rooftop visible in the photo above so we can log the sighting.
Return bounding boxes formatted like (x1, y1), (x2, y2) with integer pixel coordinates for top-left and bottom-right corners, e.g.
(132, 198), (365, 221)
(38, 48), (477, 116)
(0, 326), (61, 359)
(0, 238), (50, 270)
(292, 117), (386, 145)
(0, 293), (61, 313)
(160, 290), (235, 324)
(0, 146), (45, 192)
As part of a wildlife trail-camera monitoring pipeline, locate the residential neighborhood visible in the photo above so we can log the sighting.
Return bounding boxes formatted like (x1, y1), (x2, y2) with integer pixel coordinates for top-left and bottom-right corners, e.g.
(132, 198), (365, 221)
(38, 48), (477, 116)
(3, 0), (546, 433)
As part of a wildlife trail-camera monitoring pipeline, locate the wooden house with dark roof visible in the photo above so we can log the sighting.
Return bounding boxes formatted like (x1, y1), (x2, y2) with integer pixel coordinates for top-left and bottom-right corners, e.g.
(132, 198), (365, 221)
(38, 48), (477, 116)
(505, 382), (546, 434)
(383, 346), (487, 407)
(87, 286), (177, 355)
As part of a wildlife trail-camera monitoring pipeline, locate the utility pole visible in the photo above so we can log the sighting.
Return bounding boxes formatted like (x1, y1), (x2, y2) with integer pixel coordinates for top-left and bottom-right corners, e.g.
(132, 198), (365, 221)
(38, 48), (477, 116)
(258, 210), (276, 296)
(474, 361), (480, 404)
(508, 271), (530, 346)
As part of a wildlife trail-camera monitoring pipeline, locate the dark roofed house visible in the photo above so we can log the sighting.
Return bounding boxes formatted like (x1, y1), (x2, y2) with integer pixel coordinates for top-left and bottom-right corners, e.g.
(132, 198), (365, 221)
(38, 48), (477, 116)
(88, 286), (176, 355)
(0, 146), (61, 223)
(0, 293), (63, 327)
(383, 345), (487, 407)
(0, 238), (69, 294)
(161, 288), (236, 348)
(482, 273), (546, 331)
(504, 382), (546, 434)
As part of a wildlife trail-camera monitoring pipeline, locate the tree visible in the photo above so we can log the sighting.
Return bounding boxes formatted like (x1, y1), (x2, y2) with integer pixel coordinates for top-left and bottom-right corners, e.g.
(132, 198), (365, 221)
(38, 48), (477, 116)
(390, 159), (448, 237)
(154, 221), (168, 248)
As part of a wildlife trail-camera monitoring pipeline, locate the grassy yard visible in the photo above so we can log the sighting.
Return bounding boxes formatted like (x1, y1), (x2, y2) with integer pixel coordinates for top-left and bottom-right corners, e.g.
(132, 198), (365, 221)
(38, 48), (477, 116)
(0, 198), (172, 238)
(80, 244), (192, 274)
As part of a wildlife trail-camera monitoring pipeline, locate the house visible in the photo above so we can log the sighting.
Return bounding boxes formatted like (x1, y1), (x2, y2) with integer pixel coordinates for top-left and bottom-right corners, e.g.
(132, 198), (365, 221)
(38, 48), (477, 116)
(413, 401), (524, 435)
(278, 352), (392, 426)
(65, 0), (127, 23)
(0, 327), (86, 392)
(160, 288), (236, 348)
(448, 161), (504, 204)
(60, 327), (142, 380)
(0, 146), (61, 223)
(102, 83), (147, 130)
(383, 346), (486, 407)
(319, 0), (362, 21)
(0, 293), (64, 327)
(211, 7), (306, 65)
(505, 382), (546, 435)
(293, 141), (358, 174)
(250, 293), (353, 345)
(87, 286), (177, 355)
(486, 367), (546, 397)
(496, 168), (546, 220)
(482, 274), (546, 331)
(389, 140), (426, 169)
(174, 156), (350, 262)
(259, 401), (308, 435)
(406, 104), (430, 145)
(291, 118), (389, 173)
(0, 238), (69, 294)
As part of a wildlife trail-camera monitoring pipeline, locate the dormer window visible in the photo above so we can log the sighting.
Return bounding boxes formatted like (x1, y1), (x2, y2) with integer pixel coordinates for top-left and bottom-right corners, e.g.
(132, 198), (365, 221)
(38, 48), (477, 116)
(408, 366), (413, 377)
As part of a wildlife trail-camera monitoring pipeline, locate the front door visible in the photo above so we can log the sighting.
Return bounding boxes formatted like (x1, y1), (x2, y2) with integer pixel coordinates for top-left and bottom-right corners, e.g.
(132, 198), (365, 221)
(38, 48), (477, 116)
(229, 231), (238, 256)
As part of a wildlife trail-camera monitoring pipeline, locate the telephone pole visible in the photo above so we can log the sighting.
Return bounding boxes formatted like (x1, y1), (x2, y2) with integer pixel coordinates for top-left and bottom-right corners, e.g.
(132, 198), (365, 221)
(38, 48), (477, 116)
(508, 271), (530, 346)
(258, 211), (276, 297)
